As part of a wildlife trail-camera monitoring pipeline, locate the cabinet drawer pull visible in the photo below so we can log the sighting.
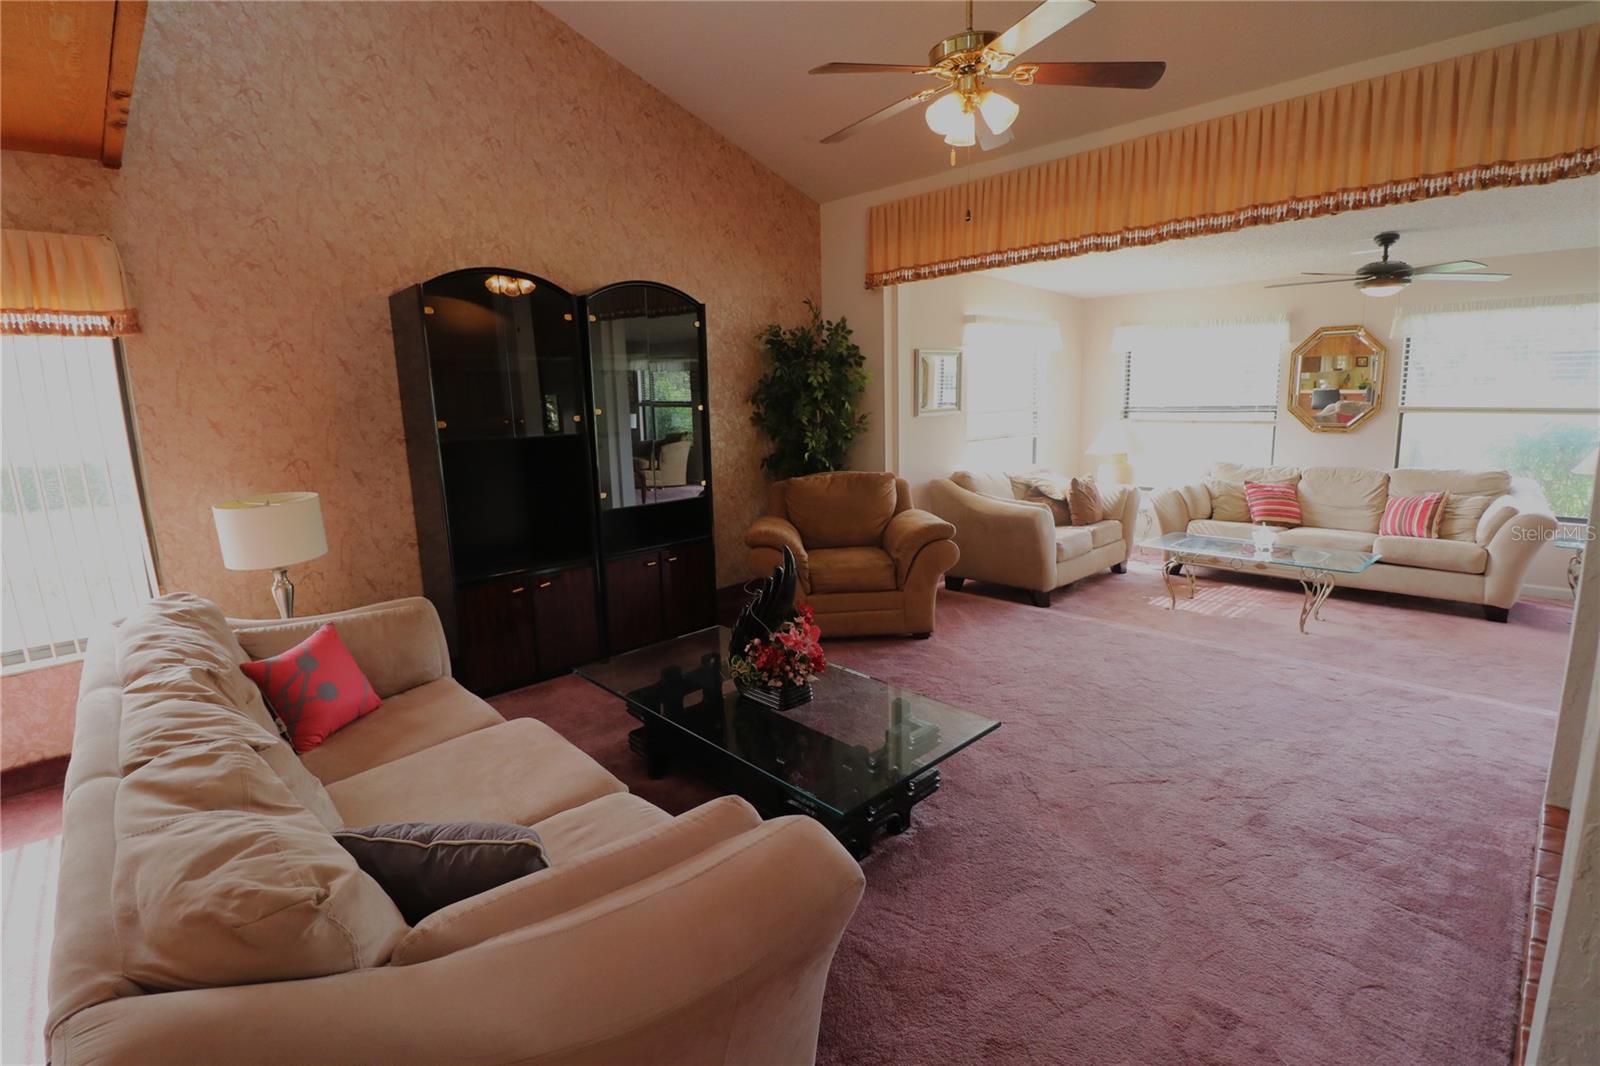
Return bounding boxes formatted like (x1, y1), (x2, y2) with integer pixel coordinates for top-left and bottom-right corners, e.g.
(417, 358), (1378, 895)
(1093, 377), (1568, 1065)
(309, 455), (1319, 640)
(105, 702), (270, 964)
(538, 580), (553, 589)
(510, 586), (526, 594)
(645, 560), (658, 567)
(666, 556), (679, 563)
(436, 420), (447, 429)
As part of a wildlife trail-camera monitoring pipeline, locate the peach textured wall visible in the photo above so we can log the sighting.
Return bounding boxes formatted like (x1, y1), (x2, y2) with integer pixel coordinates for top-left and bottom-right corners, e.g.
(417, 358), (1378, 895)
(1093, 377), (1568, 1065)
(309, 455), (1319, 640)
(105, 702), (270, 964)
(0, 1), (819, 620)
(0, 662), (82, 772)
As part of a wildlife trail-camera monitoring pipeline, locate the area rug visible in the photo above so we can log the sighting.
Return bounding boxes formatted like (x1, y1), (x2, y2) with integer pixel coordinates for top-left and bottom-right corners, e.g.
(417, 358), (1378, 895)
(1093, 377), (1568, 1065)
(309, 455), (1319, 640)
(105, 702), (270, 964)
(497, 561), (1569, 1066)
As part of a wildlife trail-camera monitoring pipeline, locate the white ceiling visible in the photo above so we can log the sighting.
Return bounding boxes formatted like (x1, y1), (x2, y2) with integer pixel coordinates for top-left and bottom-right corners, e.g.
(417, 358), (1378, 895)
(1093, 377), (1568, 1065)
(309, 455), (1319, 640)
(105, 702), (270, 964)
(987, 176), (1600, 297)
(543, 0), (1581, 202)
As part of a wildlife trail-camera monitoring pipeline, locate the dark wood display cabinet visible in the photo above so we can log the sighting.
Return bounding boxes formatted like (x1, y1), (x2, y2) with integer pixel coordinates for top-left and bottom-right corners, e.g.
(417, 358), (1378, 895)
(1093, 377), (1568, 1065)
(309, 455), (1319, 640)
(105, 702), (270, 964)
(391, 270), (716, 694)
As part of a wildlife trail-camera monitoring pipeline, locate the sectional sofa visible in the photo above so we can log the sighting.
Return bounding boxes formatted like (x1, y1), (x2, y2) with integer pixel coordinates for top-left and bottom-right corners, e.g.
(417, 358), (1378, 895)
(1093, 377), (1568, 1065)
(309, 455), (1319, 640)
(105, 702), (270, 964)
(47, 594), (863, 1065)
(1151, 463), (1557, 620)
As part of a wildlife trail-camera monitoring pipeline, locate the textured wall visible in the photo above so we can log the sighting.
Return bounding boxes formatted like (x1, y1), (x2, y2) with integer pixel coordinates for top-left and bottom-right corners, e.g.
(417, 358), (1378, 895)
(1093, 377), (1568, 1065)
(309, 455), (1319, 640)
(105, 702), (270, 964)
(0, 661), (81, 771)
(1, 1), (819, 617)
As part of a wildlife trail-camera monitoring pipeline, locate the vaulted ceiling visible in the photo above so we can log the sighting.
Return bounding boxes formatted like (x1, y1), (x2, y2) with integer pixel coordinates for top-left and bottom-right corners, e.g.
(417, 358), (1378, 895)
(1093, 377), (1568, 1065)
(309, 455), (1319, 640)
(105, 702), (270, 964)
(543, 0), (1583, 202)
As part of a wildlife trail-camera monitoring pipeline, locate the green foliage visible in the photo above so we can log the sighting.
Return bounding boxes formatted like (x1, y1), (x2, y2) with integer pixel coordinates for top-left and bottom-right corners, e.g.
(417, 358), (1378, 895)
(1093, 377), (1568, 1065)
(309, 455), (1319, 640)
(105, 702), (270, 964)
(750, 301), (870, 479)
(1496, 422), (1598, 520)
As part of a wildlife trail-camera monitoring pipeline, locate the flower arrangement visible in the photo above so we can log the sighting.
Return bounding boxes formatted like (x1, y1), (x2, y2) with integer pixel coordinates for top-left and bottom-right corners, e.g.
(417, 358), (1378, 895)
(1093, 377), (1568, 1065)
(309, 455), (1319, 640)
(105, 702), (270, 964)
(730, 605), (827, 691)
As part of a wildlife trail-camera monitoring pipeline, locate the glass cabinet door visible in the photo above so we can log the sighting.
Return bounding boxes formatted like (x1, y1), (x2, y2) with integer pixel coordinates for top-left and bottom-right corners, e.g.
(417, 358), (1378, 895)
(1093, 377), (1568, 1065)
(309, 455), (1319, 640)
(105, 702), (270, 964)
(420, 272), (519, 441)
(508, 283), (582, 438)
(587, 284), (706, 510)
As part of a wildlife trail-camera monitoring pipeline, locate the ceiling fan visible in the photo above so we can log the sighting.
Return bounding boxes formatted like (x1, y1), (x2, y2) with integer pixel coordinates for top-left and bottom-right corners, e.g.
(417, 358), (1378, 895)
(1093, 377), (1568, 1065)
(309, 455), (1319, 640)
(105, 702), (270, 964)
(1266, 231), (1511, 298)
(810, 0), (1166, 154)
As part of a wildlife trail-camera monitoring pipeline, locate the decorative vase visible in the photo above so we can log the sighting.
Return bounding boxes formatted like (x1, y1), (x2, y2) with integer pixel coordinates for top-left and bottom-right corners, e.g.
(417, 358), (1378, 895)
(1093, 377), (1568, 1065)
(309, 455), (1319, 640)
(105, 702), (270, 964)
(734, 677), (814, 711)
(1251, 525), (1278, 554)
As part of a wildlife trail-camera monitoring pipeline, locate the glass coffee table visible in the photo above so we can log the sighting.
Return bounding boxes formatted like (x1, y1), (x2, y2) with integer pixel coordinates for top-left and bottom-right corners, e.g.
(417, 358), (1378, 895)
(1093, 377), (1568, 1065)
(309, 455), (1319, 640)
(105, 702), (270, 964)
(1139, 532), (1381, 634)
(576, 626), (1000, 858)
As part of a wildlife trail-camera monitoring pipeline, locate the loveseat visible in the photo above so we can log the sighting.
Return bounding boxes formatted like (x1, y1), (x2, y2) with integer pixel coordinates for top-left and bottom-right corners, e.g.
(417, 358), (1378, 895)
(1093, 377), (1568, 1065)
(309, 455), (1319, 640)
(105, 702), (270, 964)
(1150, 463), (1557, 620)
(744, 471), (959, 637)
(922, 470), (1139, 606)
(47, 593), (863, 1065)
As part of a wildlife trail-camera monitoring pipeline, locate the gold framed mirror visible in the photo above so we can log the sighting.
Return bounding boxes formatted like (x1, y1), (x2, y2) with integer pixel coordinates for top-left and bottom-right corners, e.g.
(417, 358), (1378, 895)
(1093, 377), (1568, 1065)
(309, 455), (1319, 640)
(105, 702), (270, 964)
(1288, 325), (1385, 433)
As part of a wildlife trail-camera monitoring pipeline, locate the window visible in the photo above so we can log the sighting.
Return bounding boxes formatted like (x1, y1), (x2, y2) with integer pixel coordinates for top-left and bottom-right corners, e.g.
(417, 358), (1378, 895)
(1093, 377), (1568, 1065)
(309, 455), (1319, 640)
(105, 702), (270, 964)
(1396, 297), (1600, 520)
(961, 317), (1053, 470)
(633, 361), (694, 440)
(1116, 318), (1288, 487)
(2, 334), (156, 671)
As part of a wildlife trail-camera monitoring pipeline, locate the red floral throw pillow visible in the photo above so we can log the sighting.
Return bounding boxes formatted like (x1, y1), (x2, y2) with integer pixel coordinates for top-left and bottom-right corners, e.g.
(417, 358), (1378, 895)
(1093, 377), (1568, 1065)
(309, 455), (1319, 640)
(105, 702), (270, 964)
(1380, 491), (1447, 538)
(240, 623), (380, 754)
(1243, 481), (1302, 527)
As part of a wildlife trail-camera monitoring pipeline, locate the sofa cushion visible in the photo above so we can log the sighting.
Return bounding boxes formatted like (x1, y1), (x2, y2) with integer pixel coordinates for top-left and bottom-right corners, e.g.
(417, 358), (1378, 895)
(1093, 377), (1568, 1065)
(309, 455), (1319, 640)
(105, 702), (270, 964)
(1297, 466), (1390, 533)
(1067, 477), (1104, 525)
(1212, 462), (1301, 487)
(1179, 482), (1212, 522)
(326, 718), (625, 828)
(1245, 482), (1302, 526)
(808, 546), (897, 594)
(334, 821), (549, 924)
(1373, 535), (1489, 575)
(1203, 479), (1250, 523)
(1007, 472), (1071, 524)
(951, 470), (1014, 499)
(1380, 491), (1447, 538)
(1054, 526), (1095, 562)
(1186, 519), (1256, 540)
(300, 678), (504, 785)
(233, 597), (451, 700)
(116, 594), (278, 739)
(1088, 519), (1123, 549)
(533, 792), (675, 864)
(1276, 527), (1377, 552)
(784, 471), (897, 549)
(241, 623), (381, 754)
(1388, 469), (1512, 542)
(113, 741), (407, 991)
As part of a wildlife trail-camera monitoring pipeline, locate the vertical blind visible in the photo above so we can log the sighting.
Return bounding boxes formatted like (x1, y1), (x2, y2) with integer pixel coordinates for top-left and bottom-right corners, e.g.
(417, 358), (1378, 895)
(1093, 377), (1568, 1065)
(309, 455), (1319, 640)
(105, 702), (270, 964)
(2, 334), (155, 669)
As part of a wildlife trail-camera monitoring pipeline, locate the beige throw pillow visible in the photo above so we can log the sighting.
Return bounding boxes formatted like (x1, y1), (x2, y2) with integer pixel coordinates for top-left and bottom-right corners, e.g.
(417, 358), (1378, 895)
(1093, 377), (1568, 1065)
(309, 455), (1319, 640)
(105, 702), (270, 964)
(1068, 477), (1104, 526)
(1008, 473), (1072, 525)
(1204, 479), (1251, 523)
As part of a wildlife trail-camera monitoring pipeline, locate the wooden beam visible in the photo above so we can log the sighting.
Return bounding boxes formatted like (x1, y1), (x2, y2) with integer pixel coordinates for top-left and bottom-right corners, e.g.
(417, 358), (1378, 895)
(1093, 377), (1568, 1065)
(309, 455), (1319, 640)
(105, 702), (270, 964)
(99, 0), (146, 167)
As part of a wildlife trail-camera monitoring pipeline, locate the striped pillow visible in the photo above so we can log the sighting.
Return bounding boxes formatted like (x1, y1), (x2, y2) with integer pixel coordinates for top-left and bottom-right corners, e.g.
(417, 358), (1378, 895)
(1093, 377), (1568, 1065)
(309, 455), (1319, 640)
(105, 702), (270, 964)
(1380, 491), (1447, 538)
(1244, 482), (1302, 527)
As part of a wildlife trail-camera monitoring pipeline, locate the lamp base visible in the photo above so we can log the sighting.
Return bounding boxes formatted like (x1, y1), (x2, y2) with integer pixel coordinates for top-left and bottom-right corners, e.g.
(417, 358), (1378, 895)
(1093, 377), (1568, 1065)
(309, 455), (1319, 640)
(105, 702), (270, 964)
(270, 568), (295, 619)
(1095, 456), (1134, 487)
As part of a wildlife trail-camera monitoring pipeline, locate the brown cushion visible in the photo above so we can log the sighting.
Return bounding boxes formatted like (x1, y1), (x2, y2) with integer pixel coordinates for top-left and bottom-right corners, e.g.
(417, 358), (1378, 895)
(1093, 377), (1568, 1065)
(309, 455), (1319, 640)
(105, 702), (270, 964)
(1008, 472), (1072, 525)
(783, 471), (897, 548)
(1067, 477), (1103, 525)
(807, 546), (897, 593)
(334, 822), (549, 924)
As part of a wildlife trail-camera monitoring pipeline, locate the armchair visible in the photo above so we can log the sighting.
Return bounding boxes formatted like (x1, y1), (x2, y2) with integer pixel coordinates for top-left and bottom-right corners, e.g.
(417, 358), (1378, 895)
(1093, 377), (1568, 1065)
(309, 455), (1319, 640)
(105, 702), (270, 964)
(744, 471), (958, 638)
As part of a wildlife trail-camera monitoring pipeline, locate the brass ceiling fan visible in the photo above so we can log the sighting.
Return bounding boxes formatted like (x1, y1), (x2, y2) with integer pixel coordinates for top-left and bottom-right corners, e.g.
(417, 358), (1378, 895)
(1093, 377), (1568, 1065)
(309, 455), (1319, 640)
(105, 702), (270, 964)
(1266, 231), (1511, 297)
(811, 0), (1166, 154)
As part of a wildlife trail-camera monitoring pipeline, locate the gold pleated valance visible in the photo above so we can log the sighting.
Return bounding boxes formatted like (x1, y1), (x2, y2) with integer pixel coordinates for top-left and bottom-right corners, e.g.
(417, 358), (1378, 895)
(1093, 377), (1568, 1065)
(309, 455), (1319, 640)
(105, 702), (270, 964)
(1, 229), (140, 336)
(866, 23), (1600, 289)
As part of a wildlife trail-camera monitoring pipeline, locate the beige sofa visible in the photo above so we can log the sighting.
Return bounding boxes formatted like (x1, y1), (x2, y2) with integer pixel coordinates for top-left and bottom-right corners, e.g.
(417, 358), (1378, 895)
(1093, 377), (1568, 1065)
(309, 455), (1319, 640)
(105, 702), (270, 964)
(47, 593), (863, 1065)
(1151, 462), (1557, 621)
(922, 471), (1139, 606)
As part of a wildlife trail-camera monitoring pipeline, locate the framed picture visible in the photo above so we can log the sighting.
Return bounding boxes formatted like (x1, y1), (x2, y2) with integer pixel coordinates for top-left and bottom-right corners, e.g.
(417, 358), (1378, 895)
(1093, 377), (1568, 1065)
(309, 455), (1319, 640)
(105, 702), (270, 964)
(915, 348), (962, 416)
(1355, 355), (1370, 368)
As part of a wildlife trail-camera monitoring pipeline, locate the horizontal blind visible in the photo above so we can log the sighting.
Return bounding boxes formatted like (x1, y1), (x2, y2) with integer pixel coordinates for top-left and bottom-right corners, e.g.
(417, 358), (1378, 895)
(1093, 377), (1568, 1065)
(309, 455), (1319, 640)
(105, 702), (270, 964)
(962, 320), (1051, 445)
(1398, 297), (1600, 410)
(2, 334), (155, 670)
(1117, 318), (1288, 418)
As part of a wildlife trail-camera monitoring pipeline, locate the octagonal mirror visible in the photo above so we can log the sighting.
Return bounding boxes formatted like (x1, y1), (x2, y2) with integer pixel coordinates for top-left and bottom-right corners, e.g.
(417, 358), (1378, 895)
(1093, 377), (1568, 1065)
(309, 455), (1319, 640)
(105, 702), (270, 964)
(1289, 325), (1385, 433)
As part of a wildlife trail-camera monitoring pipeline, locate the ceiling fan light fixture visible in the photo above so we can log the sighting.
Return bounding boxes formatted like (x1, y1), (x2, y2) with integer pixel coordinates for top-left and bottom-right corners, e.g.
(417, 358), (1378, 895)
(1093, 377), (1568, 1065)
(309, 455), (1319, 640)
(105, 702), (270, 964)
(1358, 276), (1409, 298)
(943, 108), (977, 147)
(977, 89), (1020, 135)
(924, 92), (965, 136)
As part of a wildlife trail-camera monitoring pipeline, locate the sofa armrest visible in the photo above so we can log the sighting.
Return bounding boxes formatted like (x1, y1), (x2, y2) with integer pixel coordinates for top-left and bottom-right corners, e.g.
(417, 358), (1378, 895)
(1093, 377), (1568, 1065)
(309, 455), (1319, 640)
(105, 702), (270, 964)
(230, 596), (450, 697)
(1483, 486), (1558, 609)
(745, 516), (808, 565)
(882, 509), (957, 586)
(1150, 484), (1202, 536)
(922, 478), (1056, 592)
(1102, 485), (1141, 561)
(51, 817), (865, 1066)
(393, 796), (763, 965)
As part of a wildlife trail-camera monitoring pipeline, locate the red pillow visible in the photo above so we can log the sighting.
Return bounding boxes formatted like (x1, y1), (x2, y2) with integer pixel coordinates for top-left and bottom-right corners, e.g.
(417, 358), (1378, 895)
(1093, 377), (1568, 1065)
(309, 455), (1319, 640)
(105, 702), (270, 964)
(240, 623), (380, 753)
(1380, 491), (1447, 538)
(1243, 482), (1302, 527)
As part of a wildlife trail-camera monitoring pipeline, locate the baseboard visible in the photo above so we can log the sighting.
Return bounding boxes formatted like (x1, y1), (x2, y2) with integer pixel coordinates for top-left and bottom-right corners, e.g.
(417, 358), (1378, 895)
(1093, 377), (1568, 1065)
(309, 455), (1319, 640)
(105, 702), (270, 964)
(1524, 583), (1575, 603)
(1, 754), (69, 797)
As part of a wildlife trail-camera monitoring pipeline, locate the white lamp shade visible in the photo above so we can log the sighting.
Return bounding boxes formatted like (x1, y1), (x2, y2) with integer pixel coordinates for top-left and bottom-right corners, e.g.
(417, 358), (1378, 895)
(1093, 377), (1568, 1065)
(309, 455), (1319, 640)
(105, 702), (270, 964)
(1087, 420), (1141, 457)
(212, 492), (328, 571)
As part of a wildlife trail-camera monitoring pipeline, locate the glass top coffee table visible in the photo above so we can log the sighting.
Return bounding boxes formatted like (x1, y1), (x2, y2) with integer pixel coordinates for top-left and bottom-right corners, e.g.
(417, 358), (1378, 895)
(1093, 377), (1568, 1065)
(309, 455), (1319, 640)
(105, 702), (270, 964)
(576, 626), (1000, 858)
(1139, 532), (1381, 634)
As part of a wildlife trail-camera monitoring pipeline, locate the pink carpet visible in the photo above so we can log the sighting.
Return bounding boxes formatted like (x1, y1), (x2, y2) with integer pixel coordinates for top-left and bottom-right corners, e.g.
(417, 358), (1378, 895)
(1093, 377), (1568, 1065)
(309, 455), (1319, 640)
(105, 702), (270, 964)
(497, 560), (1569, 1066)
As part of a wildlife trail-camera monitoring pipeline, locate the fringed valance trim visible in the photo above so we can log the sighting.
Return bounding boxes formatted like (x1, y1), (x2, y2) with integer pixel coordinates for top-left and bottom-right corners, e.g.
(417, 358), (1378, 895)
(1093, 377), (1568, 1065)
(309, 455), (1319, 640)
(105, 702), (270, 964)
(867, 148), (1600, 289)
(0, 308), (142, 337)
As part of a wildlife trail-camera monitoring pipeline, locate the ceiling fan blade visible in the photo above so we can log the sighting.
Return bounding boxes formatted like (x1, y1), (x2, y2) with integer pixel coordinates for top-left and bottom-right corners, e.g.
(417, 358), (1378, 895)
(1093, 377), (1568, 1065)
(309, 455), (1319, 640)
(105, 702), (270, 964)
(1412, 260), (1489, 274)
(1298, 272), (1364, 277)
(1020, 61), (1166, 89)
(820, 83), (950, 144)
(1264, 278), (1362, 289)
(1415, 272), (1511, 282)
(809, 62), (935, 75)
(987, 0), (1096, 63)
(976, 122), (1014, 152)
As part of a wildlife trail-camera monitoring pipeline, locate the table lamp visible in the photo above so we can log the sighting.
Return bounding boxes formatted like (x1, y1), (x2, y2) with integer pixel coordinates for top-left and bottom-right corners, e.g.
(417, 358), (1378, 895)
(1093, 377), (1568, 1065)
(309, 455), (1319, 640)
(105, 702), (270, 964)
(212, 492), (328, 619)
(1086, 420), (1140, 486)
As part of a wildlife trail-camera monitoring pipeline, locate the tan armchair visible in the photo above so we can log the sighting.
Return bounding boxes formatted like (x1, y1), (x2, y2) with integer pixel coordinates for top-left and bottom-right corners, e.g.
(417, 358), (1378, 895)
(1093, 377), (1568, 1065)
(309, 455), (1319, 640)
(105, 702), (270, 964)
(923, 470), (1138, 606)
(744, 471), (958, 638)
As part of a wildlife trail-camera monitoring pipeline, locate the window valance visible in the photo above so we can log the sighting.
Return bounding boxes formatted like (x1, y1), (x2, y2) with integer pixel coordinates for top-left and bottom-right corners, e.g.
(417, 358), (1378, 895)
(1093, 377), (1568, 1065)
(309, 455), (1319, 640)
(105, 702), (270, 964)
(1, 229), (140, 336)
(866, 23), (1599, 289)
